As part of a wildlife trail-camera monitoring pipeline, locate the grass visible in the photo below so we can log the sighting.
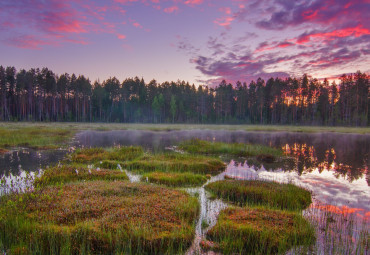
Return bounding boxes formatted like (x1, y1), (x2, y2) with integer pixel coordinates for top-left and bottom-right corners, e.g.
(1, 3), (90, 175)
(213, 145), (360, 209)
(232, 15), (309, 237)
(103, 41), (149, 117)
(0, 122), (367, 150)
(34, 163), (128, 187)
(0, 180), (199, 254)
(178, 139), (283, 158)
(125, 153), (226, 175)
(142, 172), (208, 187)
(0, 126), (74, 150)
(70, 146), (143, 164)
(205, 180), (312, 211)
(205, 207), (315, 254)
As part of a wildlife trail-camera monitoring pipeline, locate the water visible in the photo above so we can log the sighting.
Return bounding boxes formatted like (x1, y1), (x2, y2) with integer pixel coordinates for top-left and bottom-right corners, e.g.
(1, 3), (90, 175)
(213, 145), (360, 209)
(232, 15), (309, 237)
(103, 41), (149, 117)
(0, 129), (369, 253)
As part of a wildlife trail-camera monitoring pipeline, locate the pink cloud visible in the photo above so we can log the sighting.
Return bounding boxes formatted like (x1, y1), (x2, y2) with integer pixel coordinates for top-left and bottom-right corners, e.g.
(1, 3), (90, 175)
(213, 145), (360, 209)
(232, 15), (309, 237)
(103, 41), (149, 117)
(296, 25), (370, 44)
(184, 0), (203, 6)
(114, 0), (139, 4)
(117, 33), (126, 39)
(5, 35), (57, 49)
(214, 16), (234, 27)
(133, 22), (143, 28)
(164, 6), (179, 13)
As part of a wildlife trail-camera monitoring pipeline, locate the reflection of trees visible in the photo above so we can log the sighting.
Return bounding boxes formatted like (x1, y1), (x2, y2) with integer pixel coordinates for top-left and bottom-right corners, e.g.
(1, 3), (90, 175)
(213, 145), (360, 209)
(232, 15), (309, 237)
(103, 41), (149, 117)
(282, 144), (367, 183)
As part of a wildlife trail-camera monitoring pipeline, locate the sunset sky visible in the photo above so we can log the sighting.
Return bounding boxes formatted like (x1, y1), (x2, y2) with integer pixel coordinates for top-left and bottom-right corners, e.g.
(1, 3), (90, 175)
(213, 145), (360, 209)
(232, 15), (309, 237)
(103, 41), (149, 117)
(0, 0), (369, 86)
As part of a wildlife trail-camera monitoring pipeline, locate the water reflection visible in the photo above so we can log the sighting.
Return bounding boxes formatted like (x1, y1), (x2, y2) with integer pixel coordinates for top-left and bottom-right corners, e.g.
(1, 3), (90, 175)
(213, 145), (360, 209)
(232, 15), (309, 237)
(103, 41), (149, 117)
(76, 130), (369, 185)
(224, 160), (370, 215)
(0, 148), (69, 176)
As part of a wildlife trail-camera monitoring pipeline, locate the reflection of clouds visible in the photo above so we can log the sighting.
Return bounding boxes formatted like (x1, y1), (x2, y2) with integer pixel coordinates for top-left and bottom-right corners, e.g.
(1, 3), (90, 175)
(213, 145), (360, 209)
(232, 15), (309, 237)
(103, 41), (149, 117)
(225, 161), (370, 215)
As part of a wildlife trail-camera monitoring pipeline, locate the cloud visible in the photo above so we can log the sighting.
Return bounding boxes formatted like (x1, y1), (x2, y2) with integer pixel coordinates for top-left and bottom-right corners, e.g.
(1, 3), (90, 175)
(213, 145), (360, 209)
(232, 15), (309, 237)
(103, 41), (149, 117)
(184, 0), (203, 6)
(253, 0), (369, 30)
(117, 33), (126, 39)
(164, 6), (179, 13)
(4, 35), (57, 49)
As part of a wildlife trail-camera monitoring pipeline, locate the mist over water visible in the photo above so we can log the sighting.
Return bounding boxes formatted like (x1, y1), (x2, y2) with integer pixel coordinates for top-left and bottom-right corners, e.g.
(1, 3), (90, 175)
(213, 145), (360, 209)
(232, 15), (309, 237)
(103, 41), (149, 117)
(75, 130), (369, 182)
(0, 129), (369, 253)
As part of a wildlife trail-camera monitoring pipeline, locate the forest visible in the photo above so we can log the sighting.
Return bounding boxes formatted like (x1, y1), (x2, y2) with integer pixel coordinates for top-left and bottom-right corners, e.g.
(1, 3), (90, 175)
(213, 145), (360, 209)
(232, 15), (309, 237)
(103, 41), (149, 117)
(0, 66), (368, 126)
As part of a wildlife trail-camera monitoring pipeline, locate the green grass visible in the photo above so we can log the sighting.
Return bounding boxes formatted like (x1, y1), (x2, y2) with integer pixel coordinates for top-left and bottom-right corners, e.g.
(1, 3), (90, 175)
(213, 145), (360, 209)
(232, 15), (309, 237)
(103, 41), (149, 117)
(179, 139), (283, 158)
(125, 153), (226, 175)
(70, 146), (143, 164)
(142, 171), (209, 187)
(34, 163), (128, 187)
(205, 180), (312, 211)
(0, 126), (74, 150)
(205, 207), (315, 254)
(0, 181), (199, 254)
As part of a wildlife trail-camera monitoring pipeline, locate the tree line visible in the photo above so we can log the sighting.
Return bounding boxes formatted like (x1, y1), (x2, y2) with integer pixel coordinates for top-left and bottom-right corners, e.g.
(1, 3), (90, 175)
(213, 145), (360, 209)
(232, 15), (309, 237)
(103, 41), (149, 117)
(0, 66), (368, 126)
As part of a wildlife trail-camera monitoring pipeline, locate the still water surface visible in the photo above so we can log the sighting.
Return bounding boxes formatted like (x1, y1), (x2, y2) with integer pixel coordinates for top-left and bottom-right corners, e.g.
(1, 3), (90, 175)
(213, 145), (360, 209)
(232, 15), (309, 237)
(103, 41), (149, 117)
(1, 130), (369, 212)
(0, 129), (369, 253)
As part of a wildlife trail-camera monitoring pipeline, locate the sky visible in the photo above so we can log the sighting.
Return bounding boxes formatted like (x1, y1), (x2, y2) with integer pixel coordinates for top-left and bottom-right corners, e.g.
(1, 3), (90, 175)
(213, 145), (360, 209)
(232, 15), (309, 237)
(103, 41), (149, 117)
(0, 0), (369, 86)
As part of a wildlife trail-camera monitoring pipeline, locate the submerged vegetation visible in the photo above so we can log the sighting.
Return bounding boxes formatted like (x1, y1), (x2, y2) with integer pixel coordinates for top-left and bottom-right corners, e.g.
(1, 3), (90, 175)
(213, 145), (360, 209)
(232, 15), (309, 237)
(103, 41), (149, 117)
(142, 172), (208, 187)
(205, 180), (312, 211)
(206, 207), (315, 254)
(0, 181), (199, 254)
(179, 139), (282, 158)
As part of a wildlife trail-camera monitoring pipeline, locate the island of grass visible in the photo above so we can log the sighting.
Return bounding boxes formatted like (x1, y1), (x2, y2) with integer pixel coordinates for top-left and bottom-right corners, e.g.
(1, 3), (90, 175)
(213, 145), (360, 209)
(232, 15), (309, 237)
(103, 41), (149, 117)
(205, 180), (312, 211)
(0, 181), (199, 254)
(142, 171), (209, 187)
(204, 207), (315, 254)
(125, 153), (226, 175)
(0, 125), (74, 150)
(178, 139), (282, 160)
(71, 146), (144, 163)
(34, 163), (128, 187)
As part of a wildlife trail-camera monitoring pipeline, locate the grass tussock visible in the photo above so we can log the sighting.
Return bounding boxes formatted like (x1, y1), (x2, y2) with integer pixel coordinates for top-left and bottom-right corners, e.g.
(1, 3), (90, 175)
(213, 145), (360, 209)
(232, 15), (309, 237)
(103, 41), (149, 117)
(125, 153), (226, 175)
(205, 180), (312, 211)
(179, 139), (282, 158)
(0, 181), (199, 254)
(34, 164), (128, 187)
(206, 207), (315, 254)
(70, 146), (143, 163)
(0, 126), (74, 150)
(142, 172), (208, 187)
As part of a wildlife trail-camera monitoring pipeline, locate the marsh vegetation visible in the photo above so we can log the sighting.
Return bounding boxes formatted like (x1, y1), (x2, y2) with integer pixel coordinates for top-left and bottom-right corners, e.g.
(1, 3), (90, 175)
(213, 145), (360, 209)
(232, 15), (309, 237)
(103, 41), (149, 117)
(0, 132), (368, 255)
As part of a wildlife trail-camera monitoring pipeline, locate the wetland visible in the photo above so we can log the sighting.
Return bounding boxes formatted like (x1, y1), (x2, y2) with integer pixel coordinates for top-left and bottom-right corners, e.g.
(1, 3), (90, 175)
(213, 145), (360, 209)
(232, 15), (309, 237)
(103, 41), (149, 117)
(0, 124), (369, 254)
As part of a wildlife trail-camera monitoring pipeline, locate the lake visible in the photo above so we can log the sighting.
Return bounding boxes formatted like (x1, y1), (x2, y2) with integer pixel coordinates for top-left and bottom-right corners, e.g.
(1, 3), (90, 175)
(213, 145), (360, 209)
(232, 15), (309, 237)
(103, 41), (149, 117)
(1, 129), (369, 254)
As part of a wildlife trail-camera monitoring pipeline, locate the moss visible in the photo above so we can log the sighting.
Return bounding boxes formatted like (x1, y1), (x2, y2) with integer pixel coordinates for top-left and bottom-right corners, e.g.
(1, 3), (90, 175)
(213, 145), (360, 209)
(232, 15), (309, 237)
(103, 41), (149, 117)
(0, 181), (199, 254)
(205, 207), (315, 254)
(34, 164), (128, 187)
(70, 146), (143, 163)
(179, 139), (282, 157)
(205, 180), (312, 211)
(125, 153), (226, 175)
(142, 171), (208, 187)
